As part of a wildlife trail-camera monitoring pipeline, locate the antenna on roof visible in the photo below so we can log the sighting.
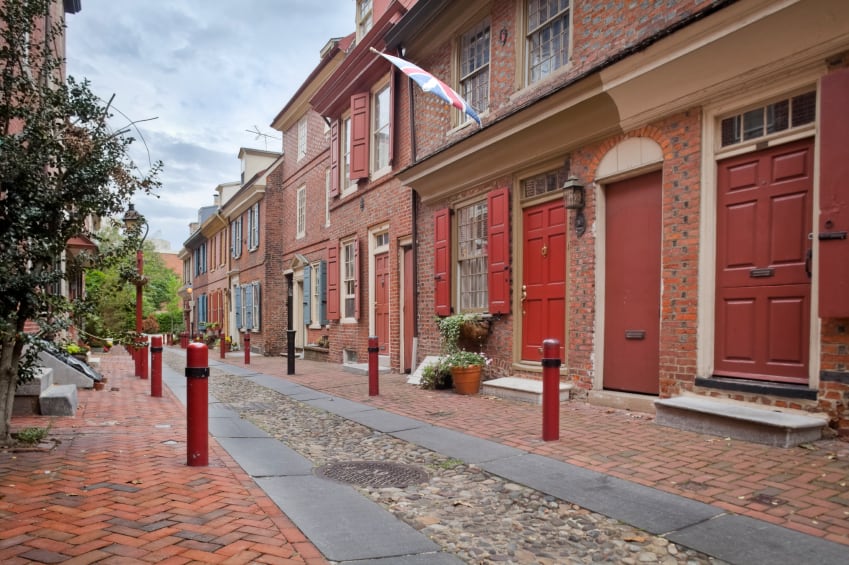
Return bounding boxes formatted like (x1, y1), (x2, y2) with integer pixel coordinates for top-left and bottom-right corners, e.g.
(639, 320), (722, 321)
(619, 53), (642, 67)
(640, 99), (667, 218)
(245, 125), (281, 150)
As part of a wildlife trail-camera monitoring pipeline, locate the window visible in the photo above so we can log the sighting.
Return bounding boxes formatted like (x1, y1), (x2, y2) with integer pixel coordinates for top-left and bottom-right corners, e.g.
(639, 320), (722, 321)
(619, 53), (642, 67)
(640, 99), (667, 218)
(231, 216), (242, 258)
(297, 115), (308, 161)
(457, 201), (489, 311)
(342, 240), (357, 319)
(193, 244), (207, 276)
(720, 91), (816, 147)
(236, 281), (261, 331)
(341, 116), (352, 193)
(527, 0), (571, 84)
(460, 20), (490, 119)
(357, 0), (373, 40)
(297, 185), (306, 239)
(372, 84), (390, 173)
(247, 203), (260, 251)
(434, 187), (511, 316)
(306, 262), (325, 327)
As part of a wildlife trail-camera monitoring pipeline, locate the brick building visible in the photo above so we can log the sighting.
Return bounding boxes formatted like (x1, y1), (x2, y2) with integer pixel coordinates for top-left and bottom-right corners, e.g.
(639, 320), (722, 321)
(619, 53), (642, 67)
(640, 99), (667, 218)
(384, 0), (849, 434)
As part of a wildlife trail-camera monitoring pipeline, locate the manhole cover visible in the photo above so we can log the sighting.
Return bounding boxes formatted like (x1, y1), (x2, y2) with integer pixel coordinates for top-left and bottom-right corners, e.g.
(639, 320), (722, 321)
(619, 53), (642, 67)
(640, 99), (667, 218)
(315, 460), (429, 488)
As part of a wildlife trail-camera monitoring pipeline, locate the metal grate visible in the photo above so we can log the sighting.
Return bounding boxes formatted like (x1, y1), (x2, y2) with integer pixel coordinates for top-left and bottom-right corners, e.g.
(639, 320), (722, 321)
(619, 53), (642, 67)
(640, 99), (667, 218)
(315, 460), (429, 488)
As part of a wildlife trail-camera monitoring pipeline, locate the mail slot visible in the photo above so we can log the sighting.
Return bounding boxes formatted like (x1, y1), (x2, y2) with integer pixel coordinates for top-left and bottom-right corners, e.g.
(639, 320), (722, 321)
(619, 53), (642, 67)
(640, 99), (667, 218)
(750, 268), (775, 278)
(625, 330), (646, 340)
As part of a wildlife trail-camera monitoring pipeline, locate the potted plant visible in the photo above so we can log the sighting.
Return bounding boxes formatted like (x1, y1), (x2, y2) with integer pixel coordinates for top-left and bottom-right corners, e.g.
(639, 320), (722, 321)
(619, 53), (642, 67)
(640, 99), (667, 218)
(443, 350), (491, 394)
(419, 358), (452, 390)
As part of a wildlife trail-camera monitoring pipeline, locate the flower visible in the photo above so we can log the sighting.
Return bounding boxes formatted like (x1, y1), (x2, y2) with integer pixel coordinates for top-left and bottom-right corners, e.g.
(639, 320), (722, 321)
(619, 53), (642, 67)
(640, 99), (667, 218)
(444, 350), (491, 368)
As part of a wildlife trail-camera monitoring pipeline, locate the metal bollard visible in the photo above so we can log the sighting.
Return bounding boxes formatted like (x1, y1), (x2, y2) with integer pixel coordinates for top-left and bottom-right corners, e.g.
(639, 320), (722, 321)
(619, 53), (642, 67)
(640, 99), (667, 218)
(139, 337), (149, 380)
(542, 338), (561, 442)
(185, 342), (209, 466)
(150, 335), (163, 398)
(368, 336), (379, 396)
(244, 331), (250, 365)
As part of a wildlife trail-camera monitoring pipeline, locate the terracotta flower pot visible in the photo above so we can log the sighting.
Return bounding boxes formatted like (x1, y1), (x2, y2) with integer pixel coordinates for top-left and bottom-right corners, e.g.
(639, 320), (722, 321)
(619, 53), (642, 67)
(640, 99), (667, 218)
(450, 365), (482, 395)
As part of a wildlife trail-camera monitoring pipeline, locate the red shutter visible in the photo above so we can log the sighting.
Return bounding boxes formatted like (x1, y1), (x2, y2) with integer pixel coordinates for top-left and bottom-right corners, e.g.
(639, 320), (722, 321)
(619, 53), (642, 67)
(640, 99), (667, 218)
(330, 120), (340, 197)
(819, 67), (849, 317)
(350, 92), (370, 180)
(327, 243), (340, 320)
(353, 238), (361, 320)
(487, 187), (511, 314)
(434, 208), (451, 316)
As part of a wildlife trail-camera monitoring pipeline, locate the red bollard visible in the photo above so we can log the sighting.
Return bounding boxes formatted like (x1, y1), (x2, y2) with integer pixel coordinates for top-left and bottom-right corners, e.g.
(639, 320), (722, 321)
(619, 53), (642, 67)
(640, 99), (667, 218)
(185, 342), (209, 466)
(139, 337), (149, 380)
(150, 335), (163, 397)
(368, 336), (379, 396)
(542, 338), (561, 442)
(243, 331), (250, 365)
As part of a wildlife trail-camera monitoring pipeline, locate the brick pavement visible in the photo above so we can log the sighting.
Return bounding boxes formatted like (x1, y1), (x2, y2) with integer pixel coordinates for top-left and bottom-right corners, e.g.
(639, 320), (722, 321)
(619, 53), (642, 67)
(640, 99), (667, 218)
(210, 350), (849, 547)
(0, 350), (326, 565)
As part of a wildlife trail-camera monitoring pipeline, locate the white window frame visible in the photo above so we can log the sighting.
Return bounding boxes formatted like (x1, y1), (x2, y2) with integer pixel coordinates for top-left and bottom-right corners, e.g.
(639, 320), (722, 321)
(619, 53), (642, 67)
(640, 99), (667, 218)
(296, 185), (306, 239)
(526, 0), (572, 85)
(325, 168), (331, 227)
(357, 0), (373, 41)
(297, 115), (308, 161)
(456, 199), (489, 312)
(231, 216), (242, 258)
(342, 239), (357, 322)
(251, 281), (261, 332)
(247, 202), (260, 251)
(459, 19), (490, 122)
(372, 82), (391, 177)
(310, 262), (321, 329)
(341, 115), (356, 197)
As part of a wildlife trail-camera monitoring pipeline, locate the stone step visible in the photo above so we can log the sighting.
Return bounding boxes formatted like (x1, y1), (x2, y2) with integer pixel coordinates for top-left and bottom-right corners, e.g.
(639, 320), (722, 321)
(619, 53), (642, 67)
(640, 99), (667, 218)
(654, 395), (827, 448)
(39, 384), (78, 417)
(14, 368), (54, 416)
(481, 377), (573, 405)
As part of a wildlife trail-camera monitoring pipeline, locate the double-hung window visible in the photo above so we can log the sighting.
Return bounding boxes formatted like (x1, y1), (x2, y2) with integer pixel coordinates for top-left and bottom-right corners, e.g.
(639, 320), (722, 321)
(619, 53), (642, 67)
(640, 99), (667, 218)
(527, 0), (571, 84)
(297, 185), (306, 239)
(247, 203), (260, 251)
(231, 216), (242, 258)
(297, 115), (308, 161)
(357, 0), (373, 40)
(326, 238), (359, 322)
(460, 20), (490, 121)
(434, 188), (511, 316)
(372, 84), (390, 174)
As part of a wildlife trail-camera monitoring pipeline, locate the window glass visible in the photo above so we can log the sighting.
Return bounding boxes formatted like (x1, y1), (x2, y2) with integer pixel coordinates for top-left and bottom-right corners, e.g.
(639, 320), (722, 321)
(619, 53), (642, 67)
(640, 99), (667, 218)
(719, 90), (816, 147)
(342, 116), (352, 190)
(373, 85), (390, 172)
(297, 186), (306, 238)
(457, 201), (488, 311)
(357, 0), (373, 39)
(461, 20), (490, 117)
(343, 240), (356, 318)
(527, 0), (571, 83)
(297, 115), (307, 161)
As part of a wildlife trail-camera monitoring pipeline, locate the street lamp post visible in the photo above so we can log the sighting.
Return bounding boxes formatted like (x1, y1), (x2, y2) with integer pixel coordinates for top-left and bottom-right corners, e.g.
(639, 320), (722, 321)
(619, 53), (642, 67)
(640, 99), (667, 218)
(123, 203), (149, 378)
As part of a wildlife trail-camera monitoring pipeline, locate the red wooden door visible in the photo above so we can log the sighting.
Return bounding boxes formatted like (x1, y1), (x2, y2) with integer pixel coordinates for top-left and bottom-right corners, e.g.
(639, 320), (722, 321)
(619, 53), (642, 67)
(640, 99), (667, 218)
(374, 252), (390, 352)
(715, 140), (813, 383)
(403, 246), (414, 372)
(604, 171), (662, 395)
(522, 201), (566, 362)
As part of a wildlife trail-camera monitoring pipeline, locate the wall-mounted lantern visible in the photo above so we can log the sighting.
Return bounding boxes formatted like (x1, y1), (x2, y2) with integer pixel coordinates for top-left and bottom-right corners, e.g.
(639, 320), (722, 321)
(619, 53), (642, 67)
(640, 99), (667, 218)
(562, 176), (586, 237)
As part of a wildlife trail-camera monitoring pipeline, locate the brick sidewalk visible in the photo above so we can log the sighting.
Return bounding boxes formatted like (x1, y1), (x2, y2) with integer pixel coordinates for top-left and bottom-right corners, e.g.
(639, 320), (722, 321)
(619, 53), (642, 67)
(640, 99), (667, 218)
(211, 350), (849, 547)
(0, 351), (326, 564)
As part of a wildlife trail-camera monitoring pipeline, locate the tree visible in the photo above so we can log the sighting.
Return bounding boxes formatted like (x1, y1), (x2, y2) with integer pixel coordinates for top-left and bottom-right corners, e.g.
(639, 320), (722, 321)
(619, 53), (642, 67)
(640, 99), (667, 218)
(0, 0), (161, 443)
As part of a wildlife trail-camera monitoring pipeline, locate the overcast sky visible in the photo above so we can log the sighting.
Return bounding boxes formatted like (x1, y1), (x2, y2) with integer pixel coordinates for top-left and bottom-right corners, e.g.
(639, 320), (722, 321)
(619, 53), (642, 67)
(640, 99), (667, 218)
(66, 1), (354, 252)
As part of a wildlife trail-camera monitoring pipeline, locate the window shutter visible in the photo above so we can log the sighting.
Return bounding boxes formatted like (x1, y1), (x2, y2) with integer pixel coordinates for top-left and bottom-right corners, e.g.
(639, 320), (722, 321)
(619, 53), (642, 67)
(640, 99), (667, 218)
(434, 208), (452, 316)
(318, 259), (328, 325)
(330, 120), (340, 196)
(245, 284), (254, 330)
(487, 187), (511, 314)
(234, 285), (242, 328)
(303, 265), (312, 326)
(350, 92), (370, 180)
(326, 243), (340, 320)
(253, 282), (261, 331)
(353, 238), (361, 320)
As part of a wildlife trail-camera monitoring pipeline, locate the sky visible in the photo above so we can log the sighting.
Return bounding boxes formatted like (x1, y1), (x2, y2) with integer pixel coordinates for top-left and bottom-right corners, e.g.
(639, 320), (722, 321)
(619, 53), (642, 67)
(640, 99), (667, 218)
(66, 1), (355, 252)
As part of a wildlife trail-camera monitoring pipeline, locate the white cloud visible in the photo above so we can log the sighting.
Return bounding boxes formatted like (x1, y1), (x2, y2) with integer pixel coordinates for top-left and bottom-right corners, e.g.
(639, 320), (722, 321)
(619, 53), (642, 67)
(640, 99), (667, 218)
(66, 0), (354, 250)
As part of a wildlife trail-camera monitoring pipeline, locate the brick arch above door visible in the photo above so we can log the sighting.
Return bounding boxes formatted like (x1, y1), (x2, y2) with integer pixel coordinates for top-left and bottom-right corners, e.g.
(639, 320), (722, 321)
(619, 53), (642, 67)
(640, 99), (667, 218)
(596, 137), (663, 181)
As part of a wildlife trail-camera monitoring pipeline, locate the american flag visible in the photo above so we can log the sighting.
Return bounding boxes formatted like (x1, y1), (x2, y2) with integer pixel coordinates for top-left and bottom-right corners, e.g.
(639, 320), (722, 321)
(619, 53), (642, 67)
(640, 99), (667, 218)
(373, 50), (482, 127)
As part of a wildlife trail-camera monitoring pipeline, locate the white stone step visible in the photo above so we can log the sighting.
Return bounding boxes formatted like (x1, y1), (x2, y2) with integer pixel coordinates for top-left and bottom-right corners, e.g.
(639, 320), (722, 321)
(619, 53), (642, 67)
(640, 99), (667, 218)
(481, 377), (573, 405)
(655, 395), (826, 448)
(39, 384), (78, 417)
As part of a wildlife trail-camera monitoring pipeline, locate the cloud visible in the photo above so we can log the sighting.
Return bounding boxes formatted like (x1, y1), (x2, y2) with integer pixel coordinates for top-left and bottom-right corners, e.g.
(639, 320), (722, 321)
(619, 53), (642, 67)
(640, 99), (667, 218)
(66, 0), (354, 250)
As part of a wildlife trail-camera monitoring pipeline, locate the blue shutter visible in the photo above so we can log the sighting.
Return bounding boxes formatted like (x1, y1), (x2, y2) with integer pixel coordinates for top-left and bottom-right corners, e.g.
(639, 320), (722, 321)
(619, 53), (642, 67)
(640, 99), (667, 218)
(303, 265), (312, 325)
(318, 260), (328, 325)
(253, 282), (261, 331)
(245, 284), (254, 330)
(234, 286), (242, 328)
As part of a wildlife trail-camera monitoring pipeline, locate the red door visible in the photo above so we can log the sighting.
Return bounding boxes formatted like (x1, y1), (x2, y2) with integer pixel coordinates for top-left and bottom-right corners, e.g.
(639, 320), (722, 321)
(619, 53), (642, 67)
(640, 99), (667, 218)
(402, 246), (414, 372)
(374, 252), (390, 352)
(604, 171), (662, 395)
(715, 140), (813, 383)
(522, 201), (566, 362)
